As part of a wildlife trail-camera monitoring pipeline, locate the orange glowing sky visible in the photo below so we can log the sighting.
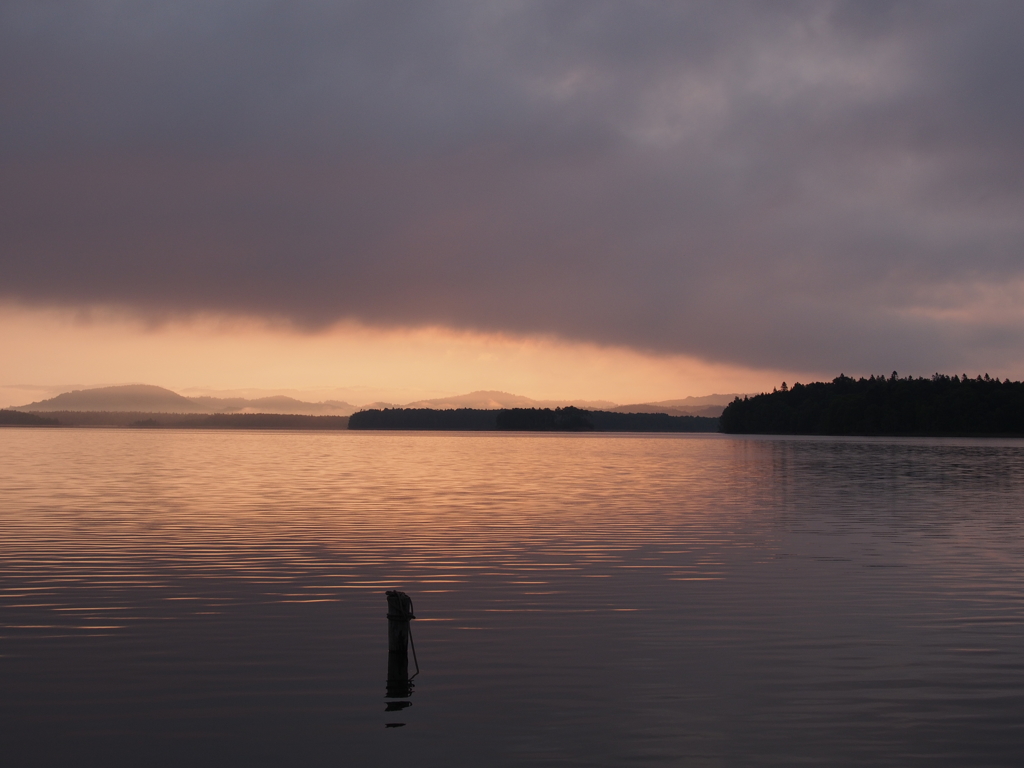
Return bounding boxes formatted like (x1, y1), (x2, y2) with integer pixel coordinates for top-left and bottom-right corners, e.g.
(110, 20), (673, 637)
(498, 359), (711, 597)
(0, 304), (803, 409)
(4, 6), (1024, 398)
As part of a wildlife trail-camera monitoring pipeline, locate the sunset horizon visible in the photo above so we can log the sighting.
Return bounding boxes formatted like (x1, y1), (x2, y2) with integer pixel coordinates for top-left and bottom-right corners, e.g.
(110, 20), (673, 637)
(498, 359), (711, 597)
(4, 3), (1024, 765)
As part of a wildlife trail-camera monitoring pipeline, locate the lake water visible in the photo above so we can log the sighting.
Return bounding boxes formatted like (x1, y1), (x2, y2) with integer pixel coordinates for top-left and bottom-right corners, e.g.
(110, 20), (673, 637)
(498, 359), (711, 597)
(2, 429), (1023, 766)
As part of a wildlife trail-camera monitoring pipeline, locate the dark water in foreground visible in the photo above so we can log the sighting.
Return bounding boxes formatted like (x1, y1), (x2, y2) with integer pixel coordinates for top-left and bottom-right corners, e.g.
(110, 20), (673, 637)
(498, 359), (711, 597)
(1, 430), (1023, 766)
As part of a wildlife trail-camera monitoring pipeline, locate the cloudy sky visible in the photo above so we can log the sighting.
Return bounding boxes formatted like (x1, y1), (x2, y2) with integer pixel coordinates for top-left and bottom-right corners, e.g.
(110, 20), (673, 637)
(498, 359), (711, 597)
(2, 1), (1023, 404)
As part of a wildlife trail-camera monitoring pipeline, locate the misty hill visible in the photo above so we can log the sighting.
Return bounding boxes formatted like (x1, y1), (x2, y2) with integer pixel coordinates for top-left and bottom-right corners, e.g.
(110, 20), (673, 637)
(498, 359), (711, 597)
(654, 394), (744, 407)
(393, 392), (741, 417)
(610, 403), (727, 418)
(608, 394), (745, 418)
(720, 374), (1024, 436)
(399, 390), (618, 411)
(15, 384), (356, 416)
(15, 385), (200, 413)
(187, 395), (355, 416)
(17, 384), (732, 421)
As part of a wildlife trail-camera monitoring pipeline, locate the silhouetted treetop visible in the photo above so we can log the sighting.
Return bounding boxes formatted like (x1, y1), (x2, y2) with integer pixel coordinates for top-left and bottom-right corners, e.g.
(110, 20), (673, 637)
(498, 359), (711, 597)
(0, 410), (59, 426)
(349, 407), (720, 432)
(720, 374), (1024, 435)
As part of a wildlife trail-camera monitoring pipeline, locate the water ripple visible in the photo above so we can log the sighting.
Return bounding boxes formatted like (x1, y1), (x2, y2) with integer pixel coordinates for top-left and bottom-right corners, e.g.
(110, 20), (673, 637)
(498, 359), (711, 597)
(2, 430), (1024, 766)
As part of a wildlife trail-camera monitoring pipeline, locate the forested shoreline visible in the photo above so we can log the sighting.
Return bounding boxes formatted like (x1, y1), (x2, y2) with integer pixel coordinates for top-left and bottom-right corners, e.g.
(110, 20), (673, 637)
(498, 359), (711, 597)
(0, 410), (59, 426)
(349, 406), (719, 432)
(15, 378), (1024, 436)
(4, 406), (719, 432)
(720, 374), (1024, 436)
(0, 411), (350, 429)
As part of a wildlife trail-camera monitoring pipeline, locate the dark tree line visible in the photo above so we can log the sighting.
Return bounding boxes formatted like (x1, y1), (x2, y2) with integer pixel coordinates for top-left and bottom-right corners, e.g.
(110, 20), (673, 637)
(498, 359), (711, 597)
(0, 409), (59, 426)
(24, 410), (192, 427)
(194, 414), (349, 430)
(720, 373), (1024, 435)
(349, 408), (497, 430)
(350, 406), (720, 432)
(130, 414), (350, 429)
(586, 410), (718, 432)
(496, 407), (595, 431)
(497, 407), (719, 432)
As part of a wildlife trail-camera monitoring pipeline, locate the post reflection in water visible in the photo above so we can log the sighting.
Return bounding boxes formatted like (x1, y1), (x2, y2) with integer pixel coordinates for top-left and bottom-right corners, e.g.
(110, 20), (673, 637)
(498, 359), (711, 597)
(4, 432), (1024, 765)
(384, 590), (418, 727)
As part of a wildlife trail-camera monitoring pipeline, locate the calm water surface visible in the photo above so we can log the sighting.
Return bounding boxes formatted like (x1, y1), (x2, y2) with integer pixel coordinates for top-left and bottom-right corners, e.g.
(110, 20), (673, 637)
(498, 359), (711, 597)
(1, 430), (1023, 766)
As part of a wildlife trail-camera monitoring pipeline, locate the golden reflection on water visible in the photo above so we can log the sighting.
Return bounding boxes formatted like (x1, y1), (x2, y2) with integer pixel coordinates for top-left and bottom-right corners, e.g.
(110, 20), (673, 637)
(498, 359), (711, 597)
(0, 431), (765, 635)
(2, 430), (1024, 766)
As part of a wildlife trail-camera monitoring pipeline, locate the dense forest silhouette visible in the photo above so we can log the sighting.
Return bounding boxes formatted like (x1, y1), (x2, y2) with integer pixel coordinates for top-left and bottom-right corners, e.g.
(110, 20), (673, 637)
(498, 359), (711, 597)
(131, 414), (351, 430)
(348, 408), (496, 430)
(496, 407), (594, 431)
(720, 373), (1024, 435)
(0, 409), (59, 426)
(350, 407), (719, 432)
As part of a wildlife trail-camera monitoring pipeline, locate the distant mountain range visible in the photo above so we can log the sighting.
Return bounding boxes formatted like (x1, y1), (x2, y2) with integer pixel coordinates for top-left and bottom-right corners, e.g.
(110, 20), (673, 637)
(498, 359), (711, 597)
(607, 403), (728, 418)
(363, 390), (618, 412)
(13, 385), (742, 418)
(355, 390), (738, 416)
(13, 385), (358, 416)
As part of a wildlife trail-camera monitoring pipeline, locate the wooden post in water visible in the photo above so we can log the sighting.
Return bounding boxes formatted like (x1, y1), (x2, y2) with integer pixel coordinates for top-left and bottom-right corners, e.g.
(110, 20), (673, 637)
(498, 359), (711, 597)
(386, 590), (416, 699)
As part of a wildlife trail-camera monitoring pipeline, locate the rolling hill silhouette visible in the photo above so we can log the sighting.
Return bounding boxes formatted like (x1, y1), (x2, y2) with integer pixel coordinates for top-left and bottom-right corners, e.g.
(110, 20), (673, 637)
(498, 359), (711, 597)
(14, 385), (356, 416)
(16, 385), (199, 413)
(14, 385), (742, 421)
(397, 390), (618, 411)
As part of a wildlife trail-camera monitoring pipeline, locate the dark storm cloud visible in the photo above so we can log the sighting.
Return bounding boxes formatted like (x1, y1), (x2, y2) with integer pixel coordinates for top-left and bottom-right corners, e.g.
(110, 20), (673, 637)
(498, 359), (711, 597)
(2, 1), (1024, 373)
